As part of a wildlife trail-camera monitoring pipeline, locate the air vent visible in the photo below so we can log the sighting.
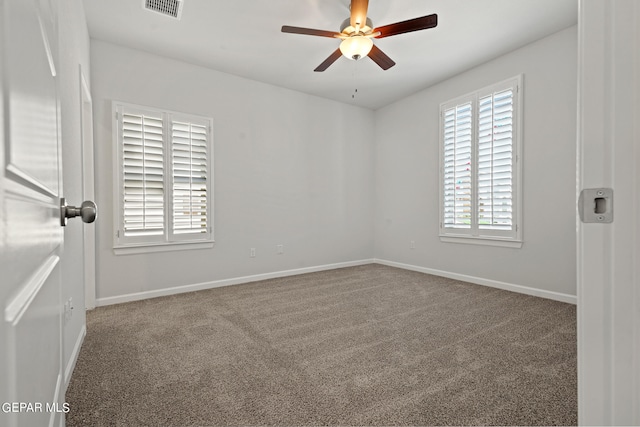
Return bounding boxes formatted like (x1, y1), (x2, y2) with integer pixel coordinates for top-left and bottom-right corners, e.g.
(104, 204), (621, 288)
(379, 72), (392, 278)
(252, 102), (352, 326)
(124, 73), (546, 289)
(143, 0), (184, 20)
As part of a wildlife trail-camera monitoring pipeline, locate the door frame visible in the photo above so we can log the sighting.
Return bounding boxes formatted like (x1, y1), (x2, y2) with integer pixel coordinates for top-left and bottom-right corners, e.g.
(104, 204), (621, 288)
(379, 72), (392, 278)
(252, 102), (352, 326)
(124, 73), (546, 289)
(79, 65), (96, 310)
(577, 0), (640, 424)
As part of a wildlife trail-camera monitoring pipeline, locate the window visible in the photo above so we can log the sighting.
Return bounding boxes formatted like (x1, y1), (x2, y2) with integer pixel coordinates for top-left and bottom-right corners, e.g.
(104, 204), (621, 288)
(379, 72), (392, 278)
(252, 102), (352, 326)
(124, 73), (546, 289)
(439, 75), (522, 247)
(113, 102), (213, 254)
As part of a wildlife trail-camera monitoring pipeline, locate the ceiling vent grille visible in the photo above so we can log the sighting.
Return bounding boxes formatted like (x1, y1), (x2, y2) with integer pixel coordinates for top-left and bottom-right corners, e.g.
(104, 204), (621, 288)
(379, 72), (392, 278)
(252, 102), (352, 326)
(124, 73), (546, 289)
(143, 0), (184, 20)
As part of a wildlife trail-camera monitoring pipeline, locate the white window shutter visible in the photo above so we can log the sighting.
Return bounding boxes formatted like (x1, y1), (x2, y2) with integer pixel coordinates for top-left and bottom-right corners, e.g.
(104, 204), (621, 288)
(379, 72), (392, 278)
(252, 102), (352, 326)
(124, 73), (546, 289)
(443, 102), (473, 229)
(114, 102), (213, 251)
(171, 120), (209, 235)
(477, 89), (513, 231)
(439, 75), (521, 246)
(121, 112), (165, 237)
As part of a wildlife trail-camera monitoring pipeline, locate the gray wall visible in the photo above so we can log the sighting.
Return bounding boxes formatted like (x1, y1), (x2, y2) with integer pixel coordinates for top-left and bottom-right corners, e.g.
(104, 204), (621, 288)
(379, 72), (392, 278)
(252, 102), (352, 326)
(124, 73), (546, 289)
(91, 40), (376, 302)
(373, 26), (577, 297)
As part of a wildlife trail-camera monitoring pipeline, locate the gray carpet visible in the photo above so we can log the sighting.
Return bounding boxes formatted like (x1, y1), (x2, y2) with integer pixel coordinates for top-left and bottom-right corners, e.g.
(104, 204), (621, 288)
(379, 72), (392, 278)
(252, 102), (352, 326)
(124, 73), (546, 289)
(66, 264), (577, 426)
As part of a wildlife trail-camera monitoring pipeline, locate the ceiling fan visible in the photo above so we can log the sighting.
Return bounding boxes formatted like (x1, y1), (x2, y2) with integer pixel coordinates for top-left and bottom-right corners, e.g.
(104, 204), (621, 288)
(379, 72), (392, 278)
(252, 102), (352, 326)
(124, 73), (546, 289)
(281, 0), (437, 72)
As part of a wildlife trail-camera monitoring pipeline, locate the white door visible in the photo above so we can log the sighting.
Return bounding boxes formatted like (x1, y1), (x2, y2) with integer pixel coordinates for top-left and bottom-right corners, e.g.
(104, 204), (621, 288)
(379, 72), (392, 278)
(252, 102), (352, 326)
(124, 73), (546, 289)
(1, 0), (68, 425)
(577, 0), (640, 424)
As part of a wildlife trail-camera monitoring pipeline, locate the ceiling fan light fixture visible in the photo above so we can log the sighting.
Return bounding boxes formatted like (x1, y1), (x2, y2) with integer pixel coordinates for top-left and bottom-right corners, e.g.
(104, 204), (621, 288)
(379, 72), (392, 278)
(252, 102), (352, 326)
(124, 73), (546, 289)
(282, 0), (437, 72)
(339, 36), (373, 61)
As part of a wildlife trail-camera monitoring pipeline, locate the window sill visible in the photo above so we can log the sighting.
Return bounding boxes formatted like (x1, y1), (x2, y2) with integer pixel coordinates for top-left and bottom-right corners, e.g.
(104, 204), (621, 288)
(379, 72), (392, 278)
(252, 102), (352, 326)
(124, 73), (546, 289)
(439, 235), (523, 248)
(114, 240), (214, 255)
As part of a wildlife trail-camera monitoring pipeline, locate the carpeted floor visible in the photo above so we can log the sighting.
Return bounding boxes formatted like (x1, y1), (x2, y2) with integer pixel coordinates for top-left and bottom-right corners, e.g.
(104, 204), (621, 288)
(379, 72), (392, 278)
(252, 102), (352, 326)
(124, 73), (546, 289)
(65, 264), (577, 426)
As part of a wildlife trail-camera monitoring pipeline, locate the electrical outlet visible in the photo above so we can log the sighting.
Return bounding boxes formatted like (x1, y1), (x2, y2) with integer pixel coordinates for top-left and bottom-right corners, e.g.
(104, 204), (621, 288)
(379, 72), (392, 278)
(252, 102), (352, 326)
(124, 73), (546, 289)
(410, 240), (416, 249)
(277, 244), (284, 254)
(250, 248), (256, 258)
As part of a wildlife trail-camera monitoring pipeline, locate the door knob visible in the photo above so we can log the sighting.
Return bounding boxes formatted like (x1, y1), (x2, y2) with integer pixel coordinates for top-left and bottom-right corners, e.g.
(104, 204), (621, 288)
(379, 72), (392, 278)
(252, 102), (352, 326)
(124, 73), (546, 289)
(60, 198), (97, 226)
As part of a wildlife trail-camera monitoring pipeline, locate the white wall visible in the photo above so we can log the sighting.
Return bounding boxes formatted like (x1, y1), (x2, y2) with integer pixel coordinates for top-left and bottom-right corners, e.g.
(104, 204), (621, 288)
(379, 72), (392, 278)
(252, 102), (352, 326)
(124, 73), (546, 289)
(91, 40), (375, 302)
(373, 26), (578, 298)
(58, 0), (90, 385)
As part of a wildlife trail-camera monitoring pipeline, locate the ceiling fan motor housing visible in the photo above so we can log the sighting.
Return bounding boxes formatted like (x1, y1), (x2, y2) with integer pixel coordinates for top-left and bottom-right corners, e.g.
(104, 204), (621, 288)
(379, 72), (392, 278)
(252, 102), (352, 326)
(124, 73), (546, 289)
(340, 17), (373, 35)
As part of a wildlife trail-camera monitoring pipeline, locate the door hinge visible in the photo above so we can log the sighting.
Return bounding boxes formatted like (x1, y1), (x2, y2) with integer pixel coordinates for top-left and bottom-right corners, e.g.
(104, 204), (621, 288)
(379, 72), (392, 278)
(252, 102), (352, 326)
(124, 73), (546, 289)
(116, 230), (120, 238)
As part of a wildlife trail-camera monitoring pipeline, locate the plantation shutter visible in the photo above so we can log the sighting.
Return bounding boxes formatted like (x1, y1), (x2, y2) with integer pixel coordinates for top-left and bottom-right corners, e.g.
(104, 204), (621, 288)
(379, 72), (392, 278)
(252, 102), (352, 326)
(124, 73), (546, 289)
(440, 76), (521, 244)
(477, 89), (513, 230)
(115, 102), (214, 250)
(443, 102), (473, 229)
(121, 112), (165, 236)
(171, 120), (209, 235)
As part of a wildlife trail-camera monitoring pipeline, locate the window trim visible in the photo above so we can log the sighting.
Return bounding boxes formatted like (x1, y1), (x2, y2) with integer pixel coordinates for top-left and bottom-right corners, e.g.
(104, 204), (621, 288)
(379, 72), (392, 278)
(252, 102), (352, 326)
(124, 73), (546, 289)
(438, 75), (523, 247)
(112, 101), (214, 254)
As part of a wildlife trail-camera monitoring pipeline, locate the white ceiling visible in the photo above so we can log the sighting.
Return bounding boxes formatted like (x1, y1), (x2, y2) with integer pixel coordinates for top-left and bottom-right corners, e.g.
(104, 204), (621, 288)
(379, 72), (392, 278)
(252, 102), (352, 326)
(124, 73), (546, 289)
(83, 0), (577, 110)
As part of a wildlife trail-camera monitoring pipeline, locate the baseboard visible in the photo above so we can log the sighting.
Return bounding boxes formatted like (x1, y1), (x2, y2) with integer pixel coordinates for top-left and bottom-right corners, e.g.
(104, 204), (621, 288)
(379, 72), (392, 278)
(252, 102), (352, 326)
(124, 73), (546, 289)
(64, 324), (86, 387)
(95, 259), (376, 307)
(95, 257), (576, 307)
(374, 259), (577, 305)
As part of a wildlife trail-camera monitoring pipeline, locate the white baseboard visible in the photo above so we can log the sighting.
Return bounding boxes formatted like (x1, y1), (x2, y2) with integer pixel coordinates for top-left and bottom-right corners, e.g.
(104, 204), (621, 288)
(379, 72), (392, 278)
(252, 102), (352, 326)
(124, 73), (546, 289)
(374, 259), (577, 305)
(64, 324), (86, 387)
(96, 259), (375, 307)
(96, 257), (576, 307)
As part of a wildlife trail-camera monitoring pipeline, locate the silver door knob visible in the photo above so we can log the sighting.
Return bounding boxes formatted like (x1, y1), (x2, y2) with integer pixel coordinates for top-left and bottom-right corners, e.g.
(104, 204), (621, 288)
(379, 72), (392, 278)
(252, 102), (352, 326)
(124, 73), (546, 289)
(60, 198), (97, 226)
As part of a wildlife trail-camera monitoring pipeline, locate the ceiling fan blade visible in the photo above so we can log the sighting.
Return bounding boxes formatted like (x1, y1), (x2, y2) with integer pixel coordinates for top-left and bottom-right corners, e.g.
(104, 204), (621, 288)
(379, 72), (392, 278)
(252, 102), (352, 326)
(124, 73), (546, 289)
(350, 0), (369, 29)
(281, 25), (341, 38)
(314, 48), (343, 72)
(368, 44), (396, 70)
(374, 14), (438, 39)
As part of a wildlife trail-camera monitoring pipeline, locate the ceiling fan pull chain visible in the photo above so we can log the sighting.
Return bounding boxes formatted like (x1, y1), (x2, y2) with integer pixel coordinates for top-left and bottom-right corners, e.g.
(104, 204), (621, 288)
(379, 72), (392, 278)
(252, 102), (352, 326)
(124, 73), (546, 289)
(351, 61), (358, 99)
